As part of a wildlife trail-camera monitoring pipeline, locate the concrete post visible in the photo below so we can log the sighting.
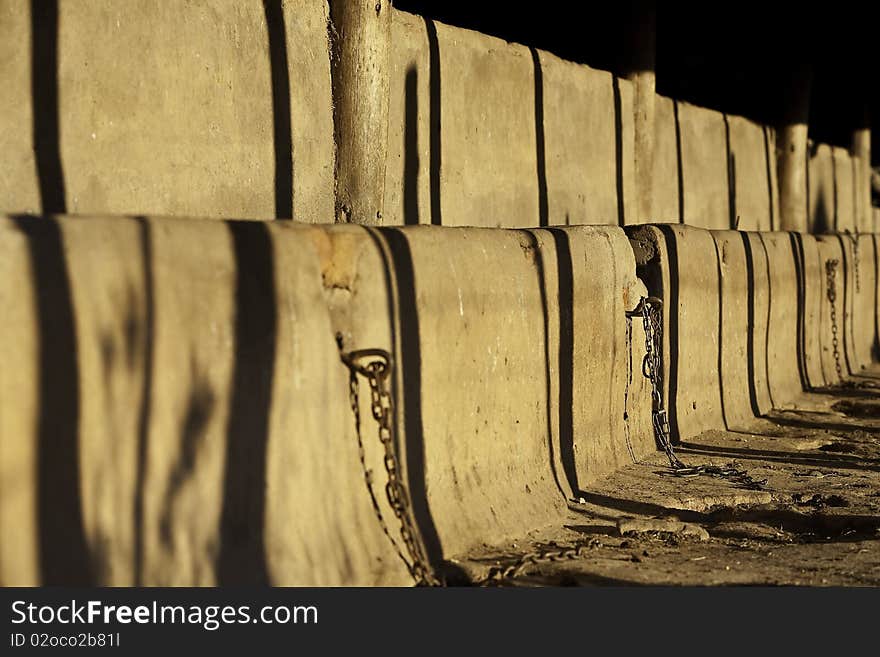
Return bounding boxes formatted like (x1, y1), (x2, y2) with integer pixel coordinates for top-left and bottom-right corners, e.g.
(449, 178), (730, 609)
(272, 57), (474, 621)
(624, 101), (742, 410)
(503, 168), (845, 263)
(852, 105), (871, 233)
(328, 0), (392, 225)
(777, 67), (812, 232)
(624, 0), (656, 223)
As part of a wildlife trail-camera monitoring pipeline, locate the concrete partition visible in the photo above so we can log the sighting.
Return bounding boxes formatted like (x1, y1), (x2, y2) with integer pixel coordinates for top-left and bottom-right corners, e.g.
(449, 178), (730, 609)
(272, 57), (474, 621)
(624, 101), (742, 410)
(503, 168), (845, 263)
(384, 10), (635, 228)
(677, 103), (730, 230)
(808, 142), (835, 234)
(626, 224), (726, 440)
(0, 0), (335, 220)
(726, 116), (776, 232)
(651, 95), (681, 224)
(0, 215), (412, 586)
(624, 223), (861, 442)
(0, 215), (652, 585)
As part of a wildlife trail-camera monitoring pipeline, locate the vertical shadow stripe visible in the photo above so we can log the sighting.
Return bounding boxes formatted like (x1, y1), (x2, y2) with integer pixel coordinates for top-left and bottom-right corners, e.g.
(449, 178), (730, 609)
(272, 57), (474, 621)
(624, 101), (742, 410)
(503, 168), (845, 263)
(762, 125), (775, 231)
(403, 68), (420, 226)
(723, 114), (736, 229)
(547, 228), (576, 492)
(656, 225), (681, 442)
(11, 215), (91, 584)
(612, 76), (625, 226)
(531, 49), (549, 228)
(378, 227), (444, 567)
(740, 233), (762, 417)
(712, 236), (729, 429)
(31, 0), (66, 213)
(522, 230), (567, 498)
(789, 232), (810, 391)
(262, 0), (294, 219)
(132, 217), (155, 585)
(424, 18), (442, 226)
(673, 100), (684, 223)
(217, 221), (277, 584)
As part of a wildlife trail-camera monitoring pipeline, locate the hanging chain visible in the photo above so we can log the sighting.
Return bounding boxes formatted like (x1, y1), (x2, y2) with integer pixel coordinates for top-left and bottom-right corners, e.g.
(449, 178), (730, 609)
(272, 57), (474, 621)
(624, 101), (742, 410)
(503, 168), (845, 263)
(337, 336), (440, 587)
(845, 231), (860, 293)
(825, 259), (843, 382)
(478, 541), (601, 585)
(628, 297), (767, 490)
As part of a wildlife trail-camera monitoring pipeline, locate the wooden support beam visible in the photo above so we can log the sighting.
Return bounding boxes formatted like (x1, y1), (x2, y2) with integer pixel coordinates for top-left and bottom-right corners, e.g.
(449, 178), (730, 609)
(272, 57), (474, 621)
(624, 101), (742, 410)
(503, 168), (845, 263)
(777, 67), (812, 232)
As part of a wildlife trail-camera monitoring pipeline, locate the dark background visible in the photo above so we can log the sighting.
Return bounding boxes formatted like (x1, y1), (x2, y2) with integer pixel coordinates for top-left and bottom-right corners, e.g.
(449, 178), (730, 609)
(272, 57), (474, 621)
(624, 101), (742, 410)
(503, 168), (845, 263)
(394, 1), (879, 164)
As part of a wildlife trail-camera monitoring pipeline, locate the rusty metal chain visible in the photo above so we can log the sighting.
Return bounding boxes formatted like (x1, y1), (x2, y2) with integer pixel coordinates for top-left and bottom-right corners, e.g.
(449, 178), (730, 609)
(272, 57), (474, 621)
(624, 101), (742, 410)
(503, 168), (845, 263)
(845, 230), (860, 293)
(479, 541), (601, 585)
(337, 336), (440, 587)
(826, 259), (843, 382)
(628, 297), (766, 490)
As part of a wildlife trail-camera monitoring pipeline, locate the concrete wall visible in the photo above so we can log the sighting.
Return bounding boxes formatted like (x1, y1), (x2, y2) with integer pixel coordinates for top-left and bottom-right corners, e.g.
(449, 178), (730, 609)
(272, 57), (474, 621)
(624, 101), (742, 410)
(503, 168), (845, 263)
(808, 142), (874, 235)
(0, 0), (335, 221)
(384, 10), (636, 228)
(628, 223), (878, 442)
(0, 214), (652, 585)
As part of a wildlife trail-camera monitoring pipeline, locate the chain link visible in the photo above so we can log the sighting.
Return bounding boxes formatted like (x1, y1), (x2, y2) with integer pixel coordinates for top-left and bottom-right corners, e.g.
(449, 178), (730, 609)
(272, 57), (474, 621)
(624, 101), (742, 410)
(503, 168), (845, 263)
(479, 541), (601, 585)
(825, 259), (843, 382)
(845, 231), (860, 293)
(629, 297), (767, 490)
(338, 336), (440, 587)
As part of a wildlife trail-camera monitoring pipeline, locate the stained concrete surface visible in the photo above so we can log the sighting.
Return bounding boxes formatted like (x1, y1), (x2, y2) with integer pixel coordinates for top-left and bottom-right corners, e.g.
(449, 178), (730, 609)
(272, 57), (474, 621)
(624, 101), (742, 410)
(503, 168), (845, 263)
(453, 369), (880, 586)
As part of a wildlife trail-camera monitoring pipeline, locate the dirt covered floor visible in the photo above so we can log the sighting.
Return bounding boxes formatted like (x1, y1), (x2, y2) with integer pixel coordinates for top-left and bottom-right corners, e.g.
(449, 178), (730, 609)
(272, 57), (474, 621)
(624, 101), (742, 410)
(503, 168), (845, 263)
(453, 372), (880, 586)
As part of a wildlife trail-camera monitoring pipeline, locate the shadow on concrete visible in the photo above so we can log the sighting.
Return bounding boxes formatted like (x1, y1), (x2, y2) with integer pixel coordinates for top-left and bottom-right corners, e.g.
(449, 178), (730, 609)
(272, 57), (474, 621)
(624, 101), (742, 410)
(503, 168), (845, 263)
(762, 125), (775, 230)
(740, 234), (763, 418)
(789, 232), (811, 392)
(520, 230), (569, 499)
(30, 0), (66, 213)
(574, 489), (880, 545)
(373, 227), (476, 585)
(654, 225), (681, 444)
(262, 0), (294, 219)
(403, 68), (420, 226)
(132, 216), (155, 585)
(546, 228), (577, 495)
(612, 76), (625, 226)
(678, 439), (880, 474)
(216, 221), (278, 585)
(423, 18), (443, 226)
(673, 99), (684, 223)
(530, 48), (549, 228)
(11, 215), (92, 584)
(722, 113), (737, 230)
(160, 365), (216, 550)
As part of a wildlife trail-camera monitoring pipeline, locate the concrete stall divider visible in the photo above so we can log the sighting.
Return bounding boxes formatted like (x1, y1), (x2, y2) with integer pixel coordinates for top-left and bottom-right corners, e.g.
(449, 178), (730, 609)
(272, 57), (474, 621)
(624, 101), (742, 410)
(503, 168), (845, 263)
(0, 0), (335, 221)
(0, 215), (655, 586)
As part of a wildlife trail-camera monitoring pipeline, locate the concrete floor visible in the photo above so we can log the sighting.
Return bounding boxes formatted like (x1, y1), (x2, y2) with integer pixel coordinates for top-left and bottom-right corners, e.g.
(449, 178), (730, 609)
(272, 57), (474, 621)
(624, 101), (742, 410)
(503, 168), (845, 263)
(454, 366), (880, 586)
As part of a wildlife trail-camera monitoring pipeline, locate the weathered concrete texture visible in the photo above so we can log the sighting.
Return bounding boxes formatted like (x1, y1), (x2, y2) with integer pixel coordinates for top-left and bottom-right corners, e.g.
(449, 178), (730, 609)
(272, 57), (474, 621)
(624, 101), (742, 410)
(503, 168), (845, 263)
(760, 232), (806, 407)
(0, 0), (334, 221)
(0, 215), (651, 585)
(725, 116), (775, 232)
(384, 10), (636, 228)
(0, 216), (411, 586)
(321, 223), (652, 559)
(676, 103), (730, 230)
(808, 142), (835, 233)
(832, 147), (857, 233)
(650, 95), (680, 224)
(795, 233), (828, 390)
(627, 225), (726, 440)
(625, 224), (877, 443)
(711, 231), (772, 429)
(815, 233), (876, 379)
